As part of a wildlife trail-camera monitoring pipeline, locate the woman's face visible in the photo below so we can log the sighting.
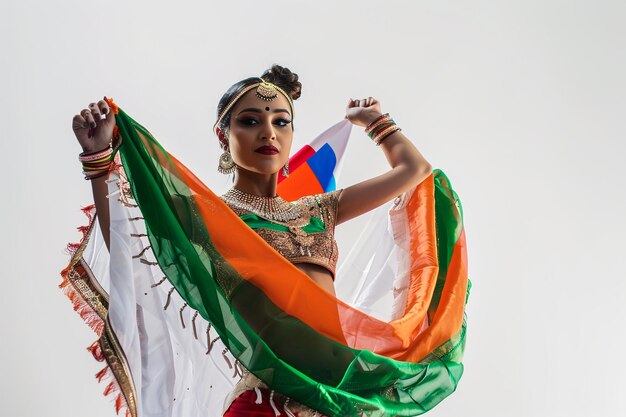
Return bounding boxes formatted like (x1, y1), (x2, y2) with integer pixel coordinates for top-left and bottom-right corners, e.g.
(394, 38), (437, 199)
(227, 89), (293, 176)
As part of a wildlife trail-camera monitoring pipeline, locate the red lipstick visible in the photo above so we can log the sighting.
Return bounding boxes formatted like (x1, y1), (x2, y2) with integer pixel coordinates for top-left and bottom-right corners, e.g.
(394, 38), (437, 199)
(255, 145), (279, 155)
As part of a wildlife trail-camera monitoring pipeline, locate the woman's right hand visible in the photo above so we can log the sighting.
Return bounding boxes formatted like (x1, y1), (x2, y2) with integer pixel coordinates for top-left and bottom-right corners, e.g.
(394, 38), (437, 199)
(72, 97), (116, 153)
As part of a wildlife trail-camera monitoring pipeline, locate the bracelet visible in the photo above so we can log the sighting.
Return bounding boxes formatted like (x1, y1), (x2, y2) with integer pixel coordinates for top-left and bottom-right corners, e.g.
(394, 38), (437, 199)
(367, 120), (394, 139)
(373, 126), (401, 146)
(368, 120), (394, 138)
(365, 113), (390, 133)
(79, 146), (113, 162)
(365, 113), (401, 146)
(79, 129), (121, 180)
(82, 163), (112, 171)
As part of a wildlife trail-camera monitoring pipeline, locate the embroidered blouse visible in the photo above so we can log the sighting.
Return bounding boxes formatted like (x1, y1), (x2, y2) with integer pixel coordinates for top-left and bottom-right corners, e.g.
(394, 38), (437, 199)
(222, 189), (344, 279)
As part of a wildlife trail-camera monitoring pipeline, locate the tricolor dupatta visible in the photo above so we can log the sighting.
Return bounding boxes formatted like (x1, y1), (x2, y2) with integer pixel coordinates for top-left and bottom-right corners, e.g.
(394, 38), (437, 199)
(59, 100), (470, 417)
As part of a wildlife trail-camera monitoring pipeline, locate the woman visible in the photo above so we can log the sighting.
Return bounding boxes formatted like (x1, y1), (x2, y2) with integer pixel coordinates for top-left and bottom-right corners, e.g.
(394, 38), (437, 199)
(67, 65), (468, 417)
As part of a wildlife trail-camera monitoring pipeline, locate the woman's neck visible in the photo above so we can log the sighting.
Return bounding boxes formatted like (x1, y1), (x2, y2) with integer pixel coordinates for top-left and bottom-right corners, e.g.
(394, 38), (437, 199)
(233, 169), (279, 197)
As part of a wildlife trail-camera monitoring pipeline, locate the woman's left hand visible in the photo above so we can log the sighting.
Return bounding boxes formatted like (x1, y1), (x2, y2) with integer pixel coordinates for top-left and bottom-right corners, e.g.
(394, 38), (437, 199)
(345, 97), (383, 128)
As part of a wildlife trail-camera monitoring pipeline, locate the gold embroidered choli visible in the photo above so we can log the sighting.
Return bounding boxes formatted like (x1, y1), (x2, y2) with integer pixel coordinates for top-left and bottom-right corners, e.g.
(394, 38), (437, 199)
(221, 189), (343, 279)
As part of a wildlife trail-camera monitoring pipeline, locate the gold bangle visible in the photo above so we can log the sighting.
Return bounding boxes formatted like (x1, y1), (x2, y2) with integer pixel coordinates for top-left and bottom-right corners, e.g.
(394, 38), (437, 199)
(365, 113), (390, 132)
(374, 126), (401, 146)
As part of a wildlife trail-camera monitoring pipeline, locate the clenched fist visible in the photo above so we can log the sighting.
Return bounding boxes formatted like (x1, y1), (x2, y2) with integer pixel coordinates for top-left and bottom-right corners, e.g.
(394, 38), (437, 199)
(72, 97), (116, 153)
(345, 97), (383, 128)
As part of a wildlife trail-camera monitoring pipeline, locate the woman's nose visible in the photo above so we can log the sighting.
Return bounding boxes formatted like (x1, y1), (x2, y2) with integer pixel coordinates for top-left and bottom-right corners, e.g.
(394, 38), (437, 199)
(259, 120), (276, 141)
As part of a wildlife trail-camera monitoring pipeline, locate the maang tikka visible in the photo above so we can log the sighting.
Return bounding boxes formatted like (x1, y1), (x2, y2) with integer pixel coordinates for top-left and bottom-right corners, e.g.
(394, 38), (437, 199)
(213, 79), (295, 137)
(256, 81), (280, 101)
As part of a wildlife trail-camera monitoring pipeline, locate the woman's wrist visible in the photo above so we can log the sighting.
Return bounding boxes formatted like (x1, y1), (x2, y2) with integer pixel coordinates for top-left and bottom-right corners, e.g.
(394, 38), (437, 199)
(361, 112), (385, 129)
(365, 113), (401, 146)
(78, 129), (121, 180)
(80, 143), (112, 155)
(364, 113), (387, 131)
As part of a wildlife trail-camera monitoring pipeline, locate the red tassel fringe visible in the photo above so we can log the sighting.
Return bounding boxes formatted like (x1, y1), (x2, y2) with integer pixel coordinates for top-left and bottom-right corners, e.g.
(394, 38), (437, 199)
(59, 204), (133, 417)
(103, 381), (117, 396)
(115, 393), (124, 414)
(59, 204), (103, 336)
(87, 340), (105, 362)
(95, 366), (109, 382)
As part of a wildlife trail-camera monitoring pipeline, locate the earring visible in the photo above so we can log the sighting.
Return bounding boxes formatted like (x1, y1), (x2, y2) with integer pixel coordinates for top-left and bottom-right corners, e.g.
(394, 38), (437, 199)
(282, 160), (290, 178)
(218, 149), (236, 174)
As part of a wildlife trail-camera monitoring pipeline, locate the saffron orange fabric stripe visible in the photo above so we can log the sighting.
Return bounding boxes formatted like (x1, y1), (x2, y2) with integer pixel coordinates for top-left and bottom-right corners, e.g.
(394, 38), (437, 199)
(153, 139), (466, 362)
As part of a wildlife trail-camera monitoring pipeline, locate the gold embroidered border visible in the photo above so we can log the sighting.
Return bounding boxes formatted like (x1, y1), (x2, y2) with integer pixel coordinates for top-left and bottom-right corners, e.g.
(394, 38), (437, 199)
(63, 208), (138, 417)
(99, 319), (138, 417)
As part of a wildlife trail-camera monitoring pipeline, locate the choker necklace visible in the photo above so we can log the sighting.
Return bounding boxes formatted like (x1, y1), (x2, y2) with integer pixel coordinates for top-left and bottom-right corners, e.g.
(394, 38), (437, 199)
(221, 188), (303, 223)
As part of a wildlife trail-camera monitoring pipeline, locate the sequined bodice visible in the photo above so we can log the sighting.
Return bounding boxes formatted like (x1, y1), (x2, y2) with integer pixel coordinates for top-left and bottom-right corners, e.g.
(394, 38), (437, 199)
(220, 189), (343, 279)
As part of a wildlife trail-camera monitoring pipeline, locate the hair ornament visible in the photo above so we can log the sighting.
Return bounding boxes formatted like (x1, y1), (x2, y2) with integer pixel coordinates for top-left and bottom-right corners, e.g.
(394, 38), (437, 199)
(213, 79), (294, 136)
(256, 82), (279, 101)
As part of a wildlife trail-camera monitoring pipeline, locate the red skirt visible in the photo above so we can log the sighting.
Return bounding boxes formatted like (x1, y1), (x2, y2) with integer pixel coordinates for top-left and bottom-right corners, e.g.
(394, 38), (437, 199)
(223, 388), (320, 417)
(224, 389), (284, 417)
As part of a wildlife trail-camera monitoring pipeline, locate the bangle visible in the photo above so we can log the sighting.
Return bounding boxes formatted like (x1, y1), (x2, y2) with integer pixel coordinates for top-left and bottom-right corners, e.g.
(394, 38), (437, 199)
(79, 130), (120, 180)
(365, 113), (390, 133)
(79, 143), (113, 160)
(367, 120), (394, 139)
(82, 163), (112, 171)
(374, 126), (401, 146)
(364, 112), (401, 146)
(372, 123), (397, 141)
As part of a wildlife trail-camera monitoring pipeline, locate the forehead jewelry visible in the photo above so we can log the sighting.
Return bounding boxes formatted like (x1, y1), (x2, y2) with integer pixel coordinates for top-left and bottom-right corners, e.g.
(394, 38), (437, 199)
(256, 81), (279, 101)
(213, 80), (294, 135)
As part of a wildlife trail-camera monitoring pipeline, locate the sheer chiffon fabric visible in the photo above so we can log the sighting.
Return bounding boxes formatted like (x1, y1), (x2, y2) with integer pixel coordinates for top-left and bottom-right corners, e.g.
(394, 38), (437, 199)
(88, 170), (423, 417)
(60, 108), (469, 417)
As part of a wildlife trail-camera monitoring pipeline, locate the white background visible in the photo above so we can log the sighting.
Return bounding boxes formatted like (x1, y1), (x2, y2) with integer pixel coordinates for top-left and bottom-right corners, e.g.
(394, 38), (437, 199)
(1, 1), (625, 416)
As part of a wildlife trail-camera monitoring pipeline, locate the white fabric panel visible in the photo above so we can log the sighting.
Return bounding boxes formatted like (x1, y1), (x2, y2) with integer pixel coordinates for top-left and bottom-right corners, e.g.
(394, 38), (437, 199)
(79, 176), (240, 417)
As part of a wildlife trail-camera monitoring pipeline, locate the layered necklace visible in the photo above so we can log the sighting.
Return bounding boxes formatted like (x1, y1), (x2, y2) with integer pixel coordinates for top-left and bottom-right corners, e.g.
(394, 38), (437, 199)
(221, 187), (304, 224)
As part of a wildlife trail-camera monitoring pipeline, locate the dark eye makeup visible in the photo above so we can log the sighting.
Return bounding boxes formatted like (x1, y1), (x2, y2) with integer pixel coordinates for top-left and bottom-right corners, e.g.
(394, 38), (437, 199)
(237, 117), (292, 127)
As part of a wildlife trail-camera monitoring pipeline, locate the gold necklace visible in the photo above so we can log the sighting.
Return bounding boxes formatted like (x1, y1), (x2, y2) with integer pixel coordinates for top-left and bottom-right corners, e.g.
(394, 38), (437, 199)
(221, 188), (304, 223)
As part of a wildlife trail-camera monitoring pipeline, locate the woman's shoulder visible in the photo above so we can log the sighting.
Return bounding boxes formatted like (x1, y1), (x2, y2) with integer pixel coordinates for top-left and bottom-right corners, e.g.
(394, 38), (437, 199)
(295, 189), (344, 228)
(295, 188), (343, 207)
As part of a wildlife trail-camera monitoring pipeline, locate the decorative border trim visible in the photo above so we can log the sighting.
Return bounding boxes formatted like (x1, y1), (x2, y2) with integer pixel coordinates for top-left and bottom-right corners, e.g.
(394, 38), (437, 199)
(59, 204), (138, 417)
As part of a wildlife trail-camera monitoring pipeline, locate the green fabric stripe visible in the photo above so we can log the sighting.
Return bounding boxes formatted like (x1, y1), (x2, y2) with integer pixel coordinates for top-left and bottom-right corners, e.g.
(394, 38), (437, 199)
(113, 108), (469, 417)
(240, 213), (326, 233)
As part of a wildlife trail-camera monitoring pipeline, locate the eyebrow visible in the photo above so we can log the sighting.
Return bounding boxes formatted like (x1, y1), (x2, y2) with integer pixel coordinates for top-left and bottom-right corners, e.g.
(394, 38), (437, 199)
(237, 107), (291, 116)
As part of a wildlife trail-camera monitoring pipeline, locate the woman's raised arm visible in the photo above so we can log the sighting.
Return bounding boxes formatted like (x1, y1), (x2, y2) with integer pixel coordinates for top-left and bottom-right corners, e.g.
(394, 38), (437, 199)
(71, 97), (116, 250)
(336, 97), (432, 225)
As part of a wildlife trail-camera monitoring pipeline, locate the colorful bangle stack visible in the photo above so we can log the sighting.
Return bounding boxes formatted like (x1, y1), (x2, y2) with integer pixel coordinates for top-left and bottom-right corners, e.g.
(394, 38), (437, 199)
(79, 142), (114, 180)
(365, 113), (402, 146)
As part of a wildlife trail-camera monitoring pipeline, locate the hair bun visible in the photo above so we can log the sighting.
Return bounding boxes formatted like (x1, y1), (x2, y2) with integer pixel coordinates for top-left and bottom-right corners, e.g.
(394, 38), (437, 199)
(261, 64), (302, 100)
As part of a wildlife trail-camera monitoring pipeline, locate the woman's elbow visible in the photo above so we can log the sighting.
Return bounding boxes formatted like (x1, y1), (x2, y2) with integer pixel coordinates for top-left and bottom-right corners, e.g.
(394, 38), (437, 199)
(409, 163), (433, 187)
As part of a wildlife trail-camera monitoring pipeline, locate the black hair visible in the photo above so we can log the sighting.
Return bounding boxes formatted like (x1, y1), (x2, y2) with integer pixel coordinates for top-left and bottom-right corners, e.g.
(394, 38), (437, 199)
(215, 64), (302, 148)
